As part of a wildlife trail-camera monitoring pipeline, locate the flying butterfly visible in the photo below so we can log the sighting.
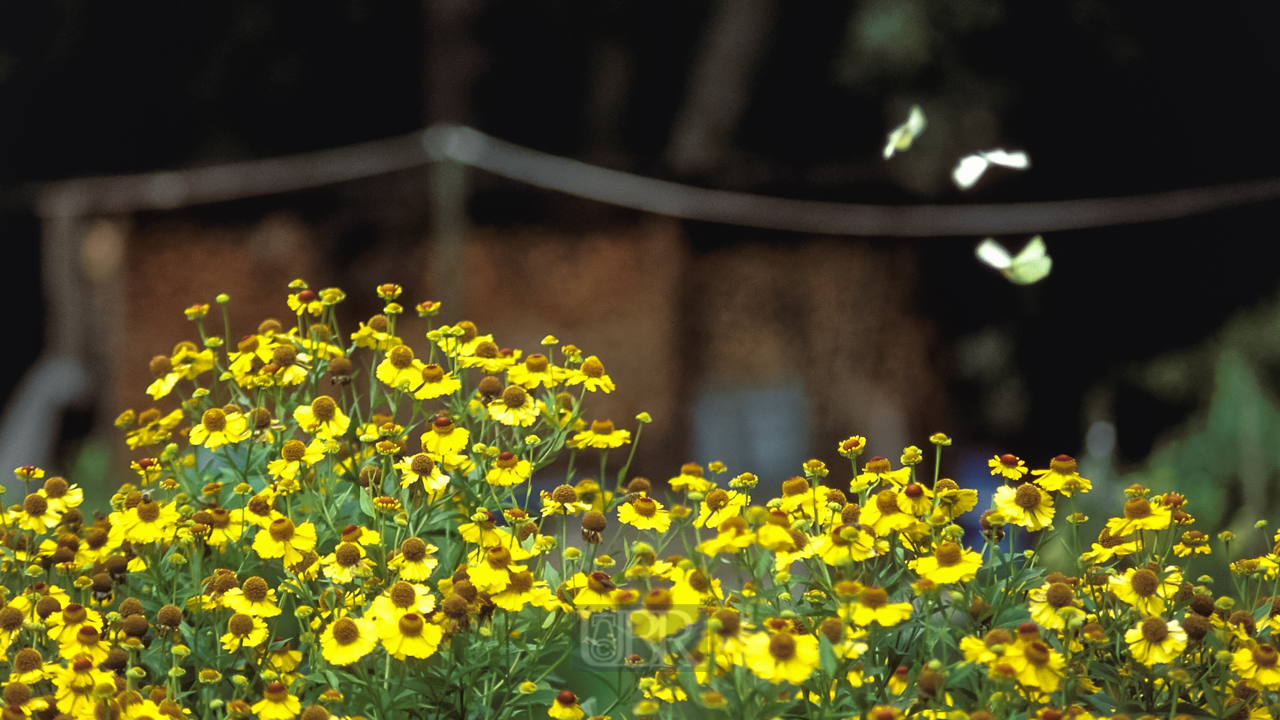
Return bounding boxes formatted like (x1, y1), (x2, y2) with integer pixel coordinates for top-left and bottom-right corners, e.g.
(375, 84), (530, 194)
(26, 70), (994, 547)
(952, 149), (1030, 190)
(883, 105), (927, 160)
(975, 236), (1052, 285)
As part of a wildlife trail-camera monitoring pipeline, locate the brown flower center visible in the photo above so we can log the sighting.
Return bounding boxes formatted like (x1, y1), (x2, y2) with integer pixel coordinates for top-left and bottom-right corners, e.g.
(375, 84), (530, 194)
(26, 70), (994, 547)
(282, 441), (307, 463)
(999, 454), (1019, 467)
(1098, 528), (1123, 548)
(335, 543), (362, 568)
(1023, 641), (1051, 667)
(311, 397), (337, 423)
(1130, 569), (1159, 597)
(202, 409), (227, 432)
(242, 577), (269, 602)
(331, 618), (360, 645)
(904, 483), (925, 499)
(875, 490), (899, 515)
(368, 315), (389, 333)
(44, 477), (69, 498)
(389, 346), (415, 369)
(422, 364), (445, 383)
(474, 341), (499, 359)
(388, 582), (418, 608)
(590, 419), (615, 435)
(983, 628), (1012, 649)
(135, 500), (161, 523)
(1044, 583), (1073, 609)
(680, 463), (704, 477)
(1124, 498), (1152, 520)
(1050, 455), (1076, 474)
(768, 633), (796, 661)
(486, 546), (512, 569)
(411, 454), (436, 476)
(272, 345), (297, 367)
(704, 489), (730, 512)
(644, 589), (673, 613)
(400, 537), (428, 562)
(509, 571), (534, 594)
(865, 456), (891, 474)
(23, 494), (47, 517)
(632, 498), (658, 518)
(269, 518), (296, 543)
(781, 477), (810, 497)
(494, 452), (517, 470)
(228, 613), (255, 636)
(551, 485), (578, 504)
(934, 542), (962, 567)
(525, 354), (549, 372)
(1254, 644), (1279, 668)
(581, 357), (605, 378)
(1014, 484), (1042, 509)
(1140, 616), (1169, 643)
(501, 385), (528, 409)
(715, 609), (741, 636)
(13, 648), (42, 674)
(860, 586), (888, 609)
(456, 321), (478, 342)
(398, 613), (424, 637)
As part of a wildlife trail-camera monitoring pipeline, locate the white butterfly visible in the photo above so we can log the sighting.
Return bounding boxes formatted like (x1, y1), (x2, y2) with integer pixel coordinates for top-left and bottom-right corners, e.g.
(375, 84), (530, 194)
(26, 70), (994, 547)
(975, 236), (1052, 285)
(952, 149), (1030, 190)
(883, 105), (927, 159)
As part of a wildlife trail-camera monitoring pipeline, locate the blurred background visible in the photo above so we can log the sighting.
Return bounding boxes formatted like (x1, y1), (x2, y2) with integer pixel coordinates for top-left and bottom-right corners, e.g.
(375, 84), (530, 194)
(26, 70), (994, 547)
(1, 1), (1279, 561)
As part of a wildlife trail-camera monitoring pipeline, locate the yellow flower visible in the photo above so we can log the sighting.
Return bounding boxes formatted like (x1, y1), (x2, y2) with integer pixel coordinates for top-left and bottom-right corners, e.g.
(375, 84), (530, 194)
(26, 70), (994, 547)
(989, 453), (1028, 481)
(837, 436), (866, 458)
(850, 456), (912, 492)
(37, 476), (83, 513)
(1110, 566), (1181, 616)
(570, 572), (620, 613)
(54, 657), (114, 718)
(459, 340), (518, 373)
(693, 489), (747, 530)
(1001, 639), (1064, 692)
(293, 396), (351, 440)
(320, 616), (379, 665)
(9, 493), (61, 533)
(1174, 530), (1211, 557)
(843, 586), (912, 627)
(221, 613), (269, 652)
(669, 463), (713, 493)
(1030, 455), (1091, 496)
(189, 408), (251, 450)
(488, 385), (541, 426)
(377, 345), (427, 391)
(412, 363), (462, 400)
(696, 516), (756, 556)
(548, 691), (585, 720)
(251, 682), (302, 720)
(993, 484), (1055, 531)
(322, 542), (376, 583)
(1126, 617), (1187, 666)
(120, 498), (180, 544)
(485, 452), (532, 487)
(253, 518), (318, 566)
(378, 611), (443, 660)
(352, 314), (400, 350)
(1234, 643), (1280, 690)
(744, 631), (819, 685)
(1106, 498), (1172, 536)
(46, 603), (104, 645)
(267, 439), (327, 481)
(563, 356), (614, 393)
(223, 577), (282, 617)
(816, 525), (878, 566)
(467, 546), (525, 593)
(858, 489), (918, 537)
(933, 479), (979, 521)
(570, 419), (631, 449)
(630, 588), (697, 642)
(909, 542), (982, 584)
(1027, 582), (1075, 630)
(287, 288), (324, 316)
(125, 408), (184, 449)
(371, 581), (437, 620)
(422, 416), (470, 457)
(58, 625), (109, 662)
(396, 453), (450, 491)
(960, 628), (1013, 666)
(1080, 526), (1140, 565)
(508, 353), (559, 389)
(388, 537), (440, 581)
(618, 497), (672, 533)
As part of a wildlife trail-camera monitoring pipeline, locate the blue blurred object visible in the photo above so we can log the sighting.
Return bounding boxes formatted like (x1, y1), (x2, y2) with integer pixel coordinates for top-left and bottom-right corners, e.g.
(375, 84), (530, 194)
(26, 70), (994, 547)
(692, 382), (809, 494)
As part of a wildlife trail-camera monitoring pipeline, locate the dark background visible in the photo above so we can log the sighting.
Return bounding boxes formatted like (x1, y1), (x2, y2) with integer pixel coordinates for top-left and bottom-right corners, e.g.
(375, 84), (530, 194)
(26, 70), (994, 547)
(1, 1), (1278, 537)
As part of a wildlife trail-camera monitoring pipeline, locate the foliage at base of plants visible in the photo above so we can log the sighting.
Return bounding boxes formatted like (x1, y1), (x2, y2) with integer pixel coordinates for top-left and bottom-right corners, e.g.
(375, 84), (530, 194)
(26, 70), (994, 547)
(0, 281), (1275, 720)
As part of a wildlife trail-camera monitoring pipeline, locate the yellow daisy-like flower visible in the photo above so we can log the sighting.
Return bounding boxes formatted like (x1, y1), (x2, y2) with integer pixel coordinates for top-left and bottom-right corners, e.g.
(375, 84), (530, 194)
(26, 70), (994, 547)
(696, 516), (757, 556)
(54, 657), (114, 718)
(120, 498), (181, 544)
(437, 321), (490, 357)
(843, 586), (912, 628)
(1030, 455), (1092, 496)
(744, 631), (819, 685)
(858, 489), (918, 537)
(422, 416), (469, 456)
(488, 385), (541, 427)
(378, 611), (444, 660)
(960, 628), (1013, 666)
(287, 288), (324, 316)
(693, 489), (748, 530)
(669, 463), (714, 494)
(1080, 526), (1140, 565)
(993, 484), (1055, 531)
(630, 588), (698, 642)
(388, 537), (440, 581)
(618, 497), (672, 533)
(37, 476), (83, 513)
(352, 314), (399, 350)
(1027, 582), (1076, 630)
(58, 625), (109, 662)
(1126, 617), (1187, 666)
(413, 364), (463, 400)
(251, 682), (302, 720)
(322, 542), (376, 584)
(253, 518), (318, 566)
(320, 616), (379, 666)
(377, 345), (427, 391)
(46, 603), (104, 645)
(371, 580), (437, 620)
(815, 524), (878, 566)
(1106, 498), (1172, 536)
(1174, 530), (1211, 557)
(569, 572), (620, 613)
(125, 408), (184, 449)
(221, 613), (269, 652)
(563, 356), (614, 393)
(1234, 643), (1280, 690)
(508, 353), (558, 389)
(933, 479), (979, 521)
(9, 493), (61, 533)
(467, 546), (525, 593)
(570, 419), (631, 450)
(459, 340), (516, 373)
(267, 438), (327, 481)
(293, 396), (351, 440)
(1110, 566), (1181, 616)
(850, 456), (912, 492)
(223, 577), (282, 617)
(396, 453), (450, 491)
(909, 542), (982, 584)
(989, 453), (1029, 480)
(1002, 639), (1064, 692)
(548, 691), (585, 720)
(485, 452), (532, 487)
(189, 408), (251, 450)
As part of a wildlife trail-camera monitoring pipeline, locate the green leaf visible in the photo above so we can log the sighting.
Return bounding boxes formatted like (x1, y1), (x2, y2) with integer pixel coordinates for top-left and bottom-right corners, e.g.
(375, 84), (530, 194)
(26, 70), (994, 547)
(358, 491), (374, 518)
(819, 635), (837, 677)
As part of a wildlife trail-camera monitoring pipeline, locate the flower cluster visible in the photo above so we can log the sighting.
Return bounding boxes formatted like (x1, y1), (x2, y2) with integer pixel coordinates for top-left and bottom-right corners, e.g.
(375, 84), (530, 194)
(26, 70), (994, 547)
(0, 282), (1271, 720)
